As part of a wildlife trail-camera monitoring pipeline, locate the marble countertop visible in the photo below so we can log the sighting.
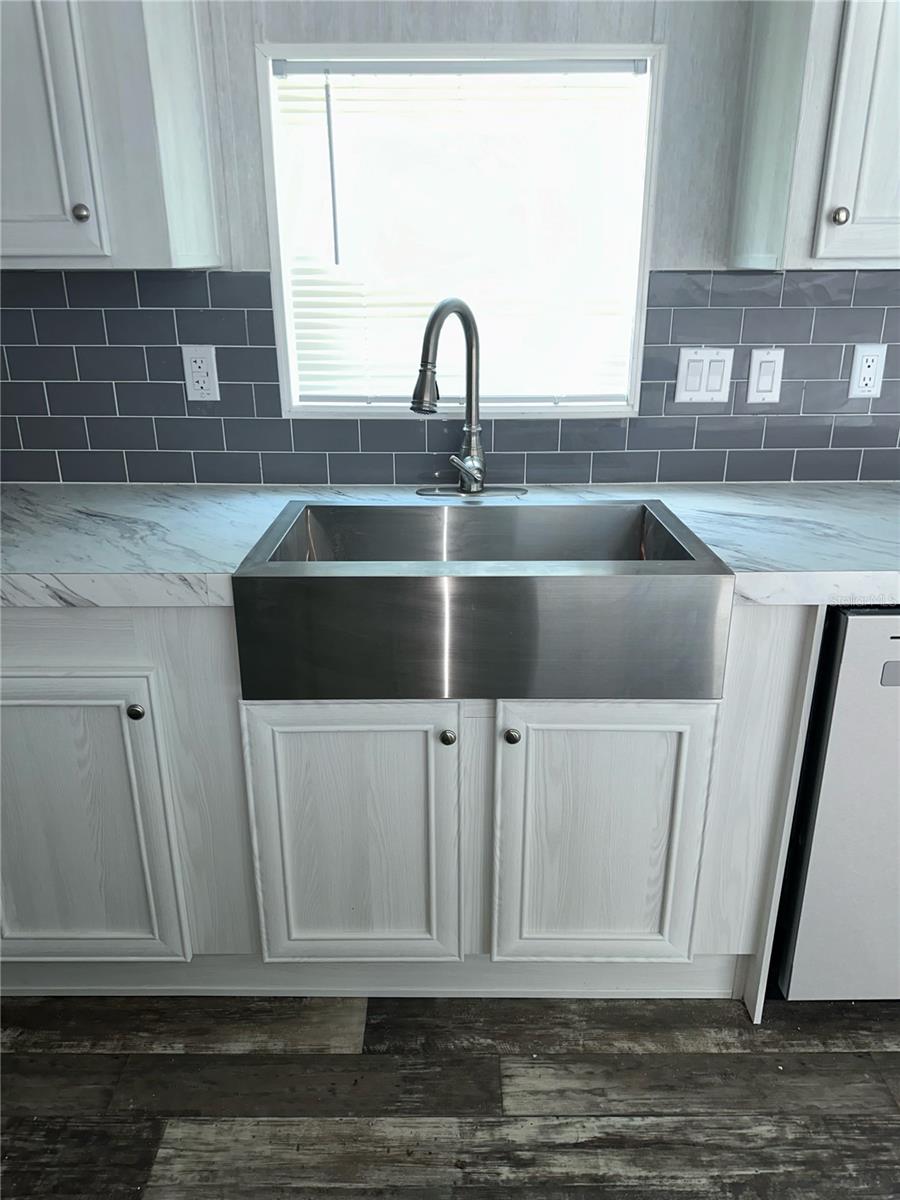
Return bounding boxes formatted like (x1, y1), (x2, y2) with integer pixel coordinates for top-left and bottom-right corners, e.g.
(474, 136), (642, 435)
(1, 482), (897, 608)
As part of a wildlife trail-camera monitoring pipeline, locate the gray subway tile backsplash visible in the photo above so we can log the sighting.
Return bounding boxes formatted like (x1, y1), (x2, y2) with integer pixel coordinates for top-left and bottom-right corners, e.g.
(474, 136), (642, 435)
(34, 309), (105, 345)
(695, 416), (764, 450)
(1, 268), (897, 484)
(106, 309), (176, 345)
(261, 451), (328, 485)
(724, 449), (794, 482)
(781, 270), (855, 308)
(852, 271), (900, 307)
(592, 450), (658, 483)
(710, 272), (782, 308)
(194, 450), (261, 483)
(176, 309), (247, 346)
(7, 345), (77, 380)
(1, 381), (47, 415)
(360, 418), (425, 452)
(628, 417), (695, 450)
(860, 448), (900, 480)
(19, 416), (87, 450)
(2, 449), (59, 480)
(670, 307), (742, 345)
(793, 449), (862, 481)
(67, 270), (137, 308)
(137, 270), (208, 308)
(741, 307), (813, 345)
(86, 417), (155, 450)
(1, 271), (67, 308)
(126, 450), (195, 483)
(812, 307), (885, 344)
(59, 449), (127, 482)
(224, 417), (291, 452)
(155, 417), (224, 451)
(76, 346), (146, 381)
(831, 415), (900, 448)
(646, 271), (711, 308)
(764, 416), (833, 449)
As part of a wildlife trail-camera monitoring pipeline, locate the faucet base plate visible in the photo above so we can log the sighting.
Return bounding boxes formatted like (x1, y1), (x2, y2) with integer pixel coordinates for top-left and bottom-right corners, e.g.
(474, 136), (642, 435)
(415, 486), (528, 499)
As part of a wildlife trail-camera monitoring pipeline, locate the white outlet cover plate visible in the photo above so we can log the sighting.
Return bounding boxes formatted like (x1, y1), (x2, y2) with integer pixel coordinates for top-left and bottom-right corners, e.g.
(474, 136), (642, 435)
(181, 345), (220, 402)
(674, 347), (734, 404)
(848, 343), (886, 399)
(745, 347), (785, 405)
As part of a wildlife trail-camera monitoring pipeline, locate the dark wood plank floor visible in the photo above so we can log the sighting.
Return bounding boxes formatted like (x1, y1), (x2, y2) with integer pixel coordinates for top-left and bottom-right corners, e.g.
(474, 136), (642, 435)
(2, 996), (898, 1197)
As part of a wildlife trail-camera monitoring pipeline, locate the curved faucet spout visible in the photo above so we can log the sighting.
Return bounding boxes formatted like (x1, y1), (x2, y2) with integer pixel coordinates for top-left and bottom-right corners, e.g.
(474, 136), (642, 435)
(411, 298), (484, 493)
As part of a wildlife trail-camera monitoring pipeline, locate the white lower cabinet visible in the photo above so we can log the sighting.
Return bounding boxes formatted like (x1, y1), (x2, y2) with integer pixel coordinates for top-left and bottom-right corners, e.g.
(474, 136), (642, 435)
(0, 672), (190, 961)
(242, 701), (462, 961)
(492, 700), (718, 962)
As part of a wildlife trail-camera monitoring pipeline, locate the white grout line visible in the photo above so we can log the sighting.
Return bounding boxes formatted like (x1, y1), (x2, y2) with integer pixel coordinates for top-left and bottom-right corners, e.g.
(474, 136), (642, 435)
(60, 273), (70, 309)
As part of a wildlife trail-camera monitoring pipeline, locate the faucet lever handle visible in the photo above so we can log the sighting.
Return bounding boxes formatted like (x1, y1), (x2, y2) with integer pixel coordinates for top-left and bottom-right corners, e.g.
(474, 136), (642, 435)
(449, 454), (484, 482)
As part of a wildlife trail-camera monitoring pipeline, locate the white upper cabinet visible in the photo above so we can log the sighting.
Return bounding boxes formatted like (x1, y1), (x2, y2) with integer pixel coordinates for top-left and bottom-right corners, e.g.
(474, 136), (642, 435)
(814, 0), (900, 260)
(0, 0), (107, 258)
(1, 0), (220, 269)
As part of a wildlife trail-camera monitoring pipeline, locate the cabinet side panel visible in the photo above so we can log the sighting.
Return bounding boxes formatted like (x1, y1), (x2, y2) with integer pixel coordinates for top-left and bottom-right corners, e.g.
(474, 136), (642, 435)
(694, 604), (817, 954)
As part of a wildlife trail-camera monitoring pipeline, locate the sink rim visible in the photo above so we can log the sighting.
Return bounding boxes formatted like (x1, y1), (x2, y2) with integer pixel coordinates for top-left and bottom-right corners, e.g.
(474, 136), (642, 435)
(234, 500), (733, 580)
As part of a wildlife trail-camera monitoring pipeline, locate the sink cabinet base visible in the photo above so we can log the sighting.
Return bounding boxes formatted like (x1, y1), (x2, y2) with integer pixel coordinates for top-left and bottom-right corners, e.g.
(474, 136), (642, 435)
(1, 952), (746, 998)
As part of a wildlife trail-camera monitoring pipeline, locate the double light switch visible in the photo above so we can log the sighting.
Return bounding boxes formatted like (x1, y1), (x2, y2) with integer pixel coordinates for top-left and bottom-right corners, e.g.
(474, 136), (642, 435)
(674, 347), (734, 404)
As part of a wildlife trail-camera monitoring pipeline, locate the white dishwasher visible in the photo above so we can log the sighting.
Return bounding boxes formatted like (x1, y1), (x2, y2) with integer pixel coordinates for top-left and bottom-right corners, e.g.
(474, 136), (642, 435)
(777, 607), (900, 1001)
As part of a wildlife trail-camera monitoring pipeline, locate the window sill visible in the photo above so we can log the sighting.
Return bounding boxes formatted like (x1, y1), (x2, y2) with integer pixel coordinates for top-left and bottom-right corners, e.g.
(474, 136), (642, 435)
(288, 400), (637, 420)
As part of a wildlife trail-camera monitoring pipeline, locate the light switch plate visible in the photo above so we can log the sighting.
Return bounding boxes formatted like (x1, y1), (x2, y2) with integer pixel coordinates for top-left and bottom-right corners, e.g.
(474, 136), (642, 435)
(674, 347), (734, 404)
(746, 347), (785, 405)
(181, 345), (220, 402)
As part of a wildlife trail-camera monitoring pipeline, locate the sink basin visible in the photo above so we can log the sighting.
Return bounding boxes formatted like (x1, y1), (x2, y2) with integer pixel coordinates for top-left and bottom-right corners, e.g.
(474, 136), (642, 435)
(233, 502), (734, 700)
(267, 503), (696, 564)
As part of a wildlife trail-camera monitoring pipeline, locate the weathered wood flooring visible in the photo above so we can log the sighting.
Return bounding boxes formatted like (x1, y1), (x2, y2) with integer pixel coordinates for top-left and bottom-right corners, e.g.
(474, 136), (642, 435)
(2, 996), (898, 1197)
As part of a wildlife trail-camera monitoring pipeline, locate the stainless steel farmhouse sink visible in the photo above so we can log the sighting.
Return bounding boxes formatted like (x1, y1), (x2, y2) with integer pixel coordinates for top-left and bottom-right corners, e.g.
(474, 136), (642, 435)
(232, 502), (734, 700)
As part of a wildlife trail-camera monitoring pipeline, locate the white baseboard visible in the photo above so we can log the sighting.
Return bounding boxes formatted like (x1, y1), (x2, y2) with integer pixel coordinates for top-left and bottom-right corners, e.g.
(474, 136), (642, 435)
(2, 953), (745, 998)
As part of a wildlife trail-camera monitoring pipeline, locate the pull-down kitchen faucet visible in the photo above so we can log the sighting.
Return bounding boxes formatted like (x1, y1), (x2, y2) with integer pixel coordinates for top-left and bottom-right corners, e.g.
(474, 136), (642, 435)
(411, 298), (486, 494)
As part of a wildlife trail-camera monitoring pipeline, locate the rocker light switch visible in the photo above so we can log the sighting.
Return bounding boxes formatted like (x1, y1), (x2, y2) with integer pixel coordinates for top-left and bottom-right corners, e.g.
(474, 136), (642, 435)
(746, 347), (785, 405)
(674, 347), (734, 404)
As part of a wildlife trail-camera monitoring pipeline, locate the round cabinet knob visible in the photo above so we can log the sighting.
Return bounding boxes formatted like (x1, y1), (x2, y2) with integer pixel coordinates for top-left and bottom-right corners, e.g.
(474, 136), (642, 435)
(504, 728), (522, 745)
(126, 704), (146, 721)
(439, 729), (457, 746)
(71, 203), (91, 223)
(831, 206), (851, 226)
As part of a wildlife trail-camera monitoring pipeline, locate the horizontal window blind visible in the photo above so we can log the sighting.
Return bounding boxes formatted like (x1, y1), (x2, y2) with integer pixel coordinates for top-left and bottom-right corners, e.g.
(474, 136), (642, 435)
(270, 63), (652, 409)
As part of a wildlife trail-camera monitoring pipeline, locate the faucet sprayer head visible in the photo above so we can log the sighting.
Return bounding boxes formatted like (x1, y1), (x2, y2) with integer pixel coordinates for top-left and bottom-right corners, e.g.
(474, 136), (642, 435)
(411, 365), (439, 415)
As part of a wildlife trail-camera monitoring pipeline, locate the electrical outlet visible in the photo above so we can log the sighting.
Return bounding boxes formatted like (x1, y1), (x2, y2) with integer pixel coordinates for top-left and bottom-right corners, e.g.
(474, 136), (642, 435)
(181, 345), (220, 402)
(848, 343), (886, 399)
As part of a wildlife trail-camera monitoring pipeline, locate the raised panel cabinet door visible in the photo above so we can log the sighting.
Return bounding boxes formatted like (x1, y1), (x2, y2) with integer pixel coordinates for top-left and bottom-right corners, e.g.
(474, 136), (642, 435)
(0, 0), (108, 256)
(242, 702), (462, 961)
(0, 673), (190, 960)
(492, 700), (718, 961)
(815, 0), (900, 258)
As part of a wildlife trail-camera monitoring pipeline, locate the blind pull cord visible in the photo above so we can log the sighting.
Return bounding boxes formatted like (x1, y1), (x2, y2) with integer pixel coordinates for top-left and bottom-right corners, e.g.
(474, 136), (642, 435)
(324, 71), (340, 266)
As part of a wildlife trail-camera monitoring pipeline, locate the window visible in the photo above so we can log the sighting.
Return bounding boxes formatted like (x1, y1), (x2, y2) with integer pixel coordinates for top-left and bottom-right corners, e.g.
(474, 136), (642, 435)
(262, 53), (656, 416)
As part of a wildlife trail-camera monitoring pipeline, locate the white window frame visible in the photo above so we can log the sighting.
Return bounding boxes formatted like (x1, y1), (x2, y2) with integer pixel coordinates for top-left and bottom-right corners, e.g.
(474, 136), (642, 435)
(255, 42), (664, 420)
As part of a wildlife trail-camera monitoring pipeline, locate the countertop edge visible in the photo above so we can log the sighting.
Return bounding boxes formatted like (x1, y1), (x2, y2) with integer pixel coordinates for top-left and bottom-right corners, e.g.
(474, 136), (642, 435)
(2, 568), (898, 610)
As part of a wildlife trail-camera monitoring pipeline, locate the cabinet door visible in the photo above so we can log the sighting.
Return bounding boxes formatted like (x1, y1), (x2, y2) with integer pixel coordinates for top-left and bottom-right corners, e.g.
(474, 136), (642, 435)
(1, 673), (189, 960)
(242, 702), (461, 961)
(493, 700), (717, 961)
(0, 0), (107, 257)
(815, 0), (900, 258)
